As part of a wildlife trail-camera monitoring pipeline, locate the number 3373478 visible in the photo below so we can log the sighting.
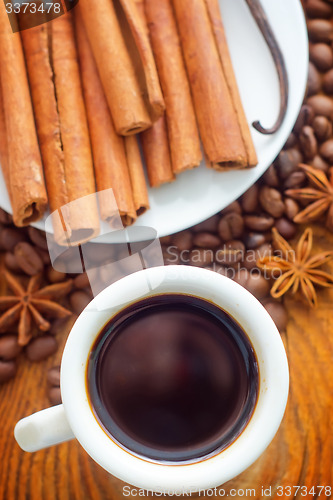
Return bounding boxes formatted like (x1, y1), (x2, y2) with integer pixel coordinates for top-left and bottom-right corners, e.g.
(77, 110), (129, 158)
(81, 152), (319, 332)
(5, 3), (61, 14)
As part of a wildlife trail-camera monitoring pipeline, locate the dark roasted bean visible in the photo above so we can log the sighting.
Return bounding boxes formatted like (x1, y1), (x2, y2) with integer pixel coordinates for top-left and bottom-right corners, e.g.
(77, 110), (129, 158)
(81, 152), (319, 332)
(299, 125), (317, 159)
(284, 198), (300, 220)
(307, 62), (322, 96)
(47, 366), (61, 387)
(276, 148), (303, 179)
(307, 19), (333, 43)
(192, 215), (220, 233)
(0, 227), (26, 251)
(218, 213), (244, 241)
(244, 272), (270, 300)
(262, 164), (279, 187)
(274, 218), (297, 240)
(69, 291), (92, 315)
(14, 242), (44, 275)
(283, 171), (306, 189)
(172, 230), (193, 251)
(244, 215), (274, 232)
(312, 115), (332, 141)
(241, 184), (259, 213)
(265, 302), (288, 332)
(307, 94), (333, 118)
(27, 227), (48, 250)
(25, 336), (58, 363)
(309, 43), (333, 71)
(259, 186), (285, 218)
(0, 335), (22, 360)
(0, 360), (16, 383)
(192, 232), (220, 248)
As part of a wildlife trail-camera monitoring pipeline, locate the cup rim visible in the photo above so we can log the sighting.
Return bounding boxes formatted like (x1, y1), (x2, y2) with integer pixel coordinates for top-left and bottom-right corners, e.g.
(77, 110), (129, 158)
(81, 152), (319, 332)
(61, 265), (289, 492)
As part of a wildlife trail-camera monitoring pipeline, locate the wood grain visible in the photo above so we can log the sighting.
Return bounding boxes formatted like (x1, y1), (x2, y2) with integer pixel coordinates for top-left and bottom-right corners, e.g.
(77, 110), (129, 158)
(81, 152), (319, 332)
(0, 224), (332, 499)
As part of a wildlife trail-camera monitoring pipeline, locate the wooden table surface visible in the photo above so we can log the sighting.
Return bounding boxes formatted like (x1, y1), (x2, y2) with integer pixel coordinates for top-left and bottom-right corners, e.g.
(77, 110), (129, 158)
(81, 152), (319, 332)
(0, 224), (332, 500)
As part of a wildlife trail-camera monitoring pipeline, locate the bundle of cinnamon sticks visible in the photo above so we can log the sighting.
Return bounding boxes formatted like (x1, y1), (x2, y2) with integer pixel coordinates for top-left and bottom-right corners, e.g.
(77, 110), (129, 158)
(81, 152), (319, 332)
(0, 0), (257, 246)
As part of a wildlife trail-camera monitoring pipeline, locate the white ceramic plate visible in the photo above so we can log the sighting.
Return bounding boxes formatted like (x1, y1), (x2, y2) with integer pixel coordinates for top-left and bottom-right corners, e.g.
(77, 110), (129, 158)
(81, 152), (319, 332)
(0, 0), (308, 240)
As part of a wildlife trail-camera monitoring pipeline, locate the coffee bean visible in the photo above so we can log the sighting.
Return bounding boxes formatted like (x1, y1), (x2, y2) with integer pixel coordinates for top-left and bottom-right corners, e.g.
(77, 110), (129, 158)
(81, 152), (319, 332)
(259, 186), (285, 218)
(307, 94), (333, 119)
(293, 105), (315, 135)
(25, 336), (58, 362)
(264, 302), (288, 332)
(312, 115), (332, 141)
(284, 198), (300, 220)
(233, 269), (249, 288)
(27, 227), (48, 250)
(322, 68), (333, 94)
(215, 241), (245, 266)
(192, 215), (220, 233)
(49, 317), (70, 336)
(46, 267), (67, 283)
(189, 248), (215, 267)
(244, 215), (274, 232)
(307, 19), (333, 42)
(309, 43), (333, 71)
(319, 138), (333, 162)
(244, 272), (270, 300)
(241, 184), (259, 213)
(274, 218), (297, 240)
(284, 132), (297, 149)
(262, 164), (279, 187)
(47, 366), (60, 387)
(306, 0), (333, 18)
(283, 171), (306, 189)
(0, 360), (16, 383)
(35, 248), (51, 266)
(0, 335), (21, 360)
(192, 232), (221, 248)
(14, 242), (44, 276)
(244, 232), (266, 250)
(69, 290), (91, 315)
(48, 387), (62, 406)
(220, 201), (242, 216)
(307, 62), (322, 96)
(4, 252), (22, 273)
(74, 272), (90, 289)
(172, 230), (193, 251)
(299, 125), (317, 159)
(218, 213), (244, 241)
(0, 227), (26, 251)
(276, 148), (303, 179)
(159, 235), (172, 245)
(311, 154), (329, 171)
(0, 209), (12, 225)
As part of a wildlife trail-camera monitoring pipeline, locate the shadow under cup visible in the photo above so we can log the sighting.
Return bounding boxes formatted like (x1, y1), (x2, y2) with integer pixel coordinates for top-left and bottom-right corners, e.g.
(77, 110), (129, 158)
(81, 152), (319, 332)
(86, 294), (259, 463)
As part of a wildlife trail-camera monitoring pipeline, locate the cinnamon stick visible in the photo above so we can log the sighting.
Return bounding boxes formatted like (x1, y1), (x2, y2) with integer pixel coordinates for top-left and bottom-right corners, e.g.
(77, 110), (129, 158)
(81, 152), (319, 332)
(204, 0), (257, 167)
(171, 0), (251, 170)
(0, 77), (9, 193)
(140, 116), (174, 188)
(124, 136), (150, 216)
(145, 0), (202, 174)
(78, 0), (164, 136)
(49, 13), (100, 244)
(74, 12), (137, 227)
(118, 0), (165, 122)
(0, 4), (47, 226)
(20, 22), (68, 244)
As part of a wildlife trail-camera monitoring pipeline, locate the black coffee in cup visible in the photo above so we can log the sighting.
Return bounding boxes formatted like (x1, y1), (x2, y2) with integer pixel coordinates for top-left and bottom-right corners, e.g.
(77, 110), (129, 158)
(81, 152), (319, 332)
(87, 294), (259, 462)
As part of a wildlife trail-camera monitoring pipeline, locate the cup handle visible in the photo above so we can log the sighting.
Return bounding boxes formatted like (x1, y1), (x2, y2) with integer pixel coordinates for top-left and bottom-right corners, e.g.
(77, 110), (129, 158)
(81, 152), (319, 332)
(14, 404), (75, 452)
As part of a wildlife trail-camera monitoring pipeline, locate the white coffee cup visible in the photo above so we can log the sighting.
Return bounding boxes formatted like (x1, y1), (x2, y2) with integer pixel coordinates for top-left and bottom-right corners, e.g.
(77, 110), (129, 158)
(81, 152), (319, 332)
(14, 265), (289, 493)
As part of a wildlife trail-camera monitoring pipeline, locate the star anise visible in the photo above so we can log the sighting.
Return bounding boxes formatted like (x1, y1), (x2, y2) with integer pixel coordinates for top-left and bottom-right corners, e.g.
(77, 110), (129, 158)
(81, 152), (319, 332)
(0, 271), (73, 346)
(257, 227), (333, 306)
(285, 163), (333, 231)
